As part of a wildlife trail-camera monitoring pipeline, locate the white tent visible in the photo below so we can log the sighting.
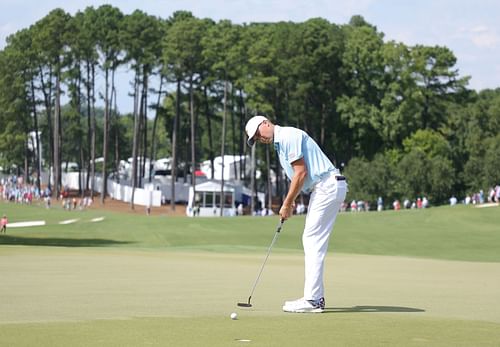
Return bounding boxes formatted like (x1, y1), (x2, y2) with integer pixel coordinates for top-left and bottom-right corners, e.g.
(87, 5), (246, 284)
(187, 180), (237, 217)
(200, 155), (264, 180)
(186, 180), (266, 217)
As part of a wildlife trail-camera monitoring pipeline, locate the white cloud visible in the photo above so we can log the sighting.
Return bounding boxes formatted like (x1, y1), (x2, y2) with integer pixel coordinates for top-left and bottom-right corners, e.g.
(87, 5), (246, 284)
(458, 25), (499, 49)
(471, 31), (499, 49)
(470, 25), (488, 33)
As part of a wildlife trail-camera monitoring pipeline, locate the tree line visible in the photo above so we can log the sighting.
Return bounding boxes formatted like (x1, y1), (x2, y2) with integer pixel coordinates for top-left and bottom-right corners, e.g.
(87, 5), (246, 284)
(0, 6), (499, 210)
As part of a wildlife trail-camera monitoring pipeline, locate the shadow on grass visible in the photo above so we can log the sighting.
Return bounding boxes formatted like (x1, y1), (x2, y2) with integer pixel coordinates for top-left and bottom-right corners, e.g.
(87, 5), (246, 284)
(325, 306), (425, 313)
(0, 235), (132, 247)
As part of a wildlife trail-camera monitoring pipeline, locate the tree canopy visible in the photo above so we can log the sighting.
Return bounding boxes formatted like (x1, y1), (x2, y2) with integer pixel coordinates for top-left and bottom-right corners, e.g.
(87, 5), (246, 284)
(1, 8), (499, 207)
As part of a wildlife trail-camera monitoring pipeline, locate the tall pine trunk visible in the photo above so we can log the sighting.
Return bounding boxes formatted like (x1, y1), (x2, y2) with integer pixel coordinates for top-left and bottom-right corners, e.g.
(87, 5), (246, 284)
(85, 61), (92, 194)
(53, 70), (61, 198)
(219, 79), (228, 216)
(170, 79), (181, 211)
(30, 79), (41, 191)
(90, 65), (97, 199)
(149, 76), (164, 183)
(189, 76), (196, 209)
(130, 71), (140, 210)
(203, 85), (215, 179)
(101, 67), (109, 204)
(39, 66), (54, 191)
(140, 69), (148, 187)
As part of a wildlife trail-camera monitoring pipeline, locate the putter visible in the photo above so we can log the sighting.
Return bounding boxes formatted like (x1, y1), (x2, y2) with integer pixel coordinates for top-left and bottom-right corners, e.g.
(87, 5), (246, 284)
(237, 218), (285, 308)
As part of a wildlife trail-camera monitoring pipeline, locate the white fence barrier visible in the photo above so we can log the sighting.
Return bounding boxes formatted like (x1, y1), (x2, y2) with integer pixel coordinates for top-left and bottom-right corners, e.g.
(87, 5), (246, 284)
(61, 173), (162, 207)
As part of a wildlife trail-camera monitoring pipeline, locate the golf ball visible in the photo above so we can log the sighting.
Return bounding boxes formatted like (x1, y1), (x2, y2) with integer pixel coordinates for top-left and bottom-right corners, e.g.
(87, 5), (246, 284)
(230, 312), (238, 320)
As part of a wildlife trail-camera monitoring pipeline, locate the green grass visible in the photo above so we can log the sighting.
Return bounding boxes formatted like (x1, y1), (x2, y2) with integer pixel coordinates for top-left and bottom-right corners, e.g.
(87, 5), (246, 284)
(1, 202), (500, 262)
(1, 315), (500, 347)
(1, 201), (500, 347)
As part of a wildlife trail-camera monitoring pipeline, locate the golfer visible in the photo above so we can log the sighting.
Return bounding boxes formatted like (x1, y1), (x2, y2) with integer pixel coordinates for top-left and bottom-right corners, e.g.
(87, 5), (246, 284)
(245, 115), (347, 313)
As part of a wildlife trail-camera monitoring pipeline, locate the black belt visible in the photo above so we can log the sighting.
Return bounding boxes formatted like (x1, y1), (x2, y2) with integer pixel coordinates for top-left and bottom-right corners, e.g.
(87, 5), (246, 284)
(335, 176), (346, 181)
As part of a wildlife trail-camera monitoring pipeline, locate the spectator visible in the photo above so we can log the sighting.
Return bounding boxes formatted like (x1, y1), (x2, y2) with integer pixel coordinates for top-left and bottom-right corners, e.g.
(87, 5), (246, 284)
(350, 200), (357, 212)
(377, 196), (383, 212)
(1, 214), (7, 234)
(417, 198), (423, 209)
(422, 197), (429, 208)
(449, 196), (457, 206)
(403, 199), (411, 209)
(340, 201), (347, 212)
(357, 200), (365, 212)
(393, 200), (401, 211)
(489, 188), (496, 203)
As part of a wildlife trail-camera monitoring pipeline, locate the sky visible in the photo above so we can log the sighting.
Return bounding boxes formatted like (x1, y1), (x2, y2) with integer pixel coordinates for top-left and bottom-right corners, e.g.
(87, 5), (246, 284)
(1, 0), (499, 113)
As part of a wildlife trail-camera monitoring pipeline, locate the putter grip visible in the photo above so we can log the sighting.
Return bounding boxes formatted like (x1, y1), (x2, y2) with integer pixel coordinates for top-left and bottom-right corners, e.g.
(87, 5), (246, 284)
(277, 219), (285, 232)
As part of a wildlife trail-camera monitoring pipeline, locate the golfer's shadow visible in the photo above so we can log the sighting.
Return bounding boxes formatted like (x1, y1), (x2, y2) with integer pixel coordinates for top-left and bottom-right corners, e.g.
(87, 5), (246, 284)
(324, 305), (425, 313)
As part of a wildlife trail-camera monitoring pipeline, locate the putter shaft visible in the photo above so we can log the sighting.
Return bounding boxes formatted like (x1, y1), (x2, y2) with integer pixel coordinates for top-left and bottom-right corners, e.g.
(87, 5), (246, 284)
(238, 219), (284, 307)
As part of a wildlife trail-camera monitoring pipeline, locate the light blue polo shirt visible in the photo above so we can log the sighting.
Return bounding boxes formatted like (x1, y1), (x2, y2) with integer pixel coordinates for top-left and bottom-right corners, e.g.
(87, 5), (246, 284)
(273, 125), (337, 193)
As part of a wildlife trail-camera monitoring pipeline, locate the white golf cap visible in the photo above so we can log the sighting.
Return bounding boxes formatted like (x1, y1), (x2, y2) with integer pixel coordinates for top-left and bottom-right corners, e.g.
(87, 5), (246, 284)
(245, 115), (268, 146)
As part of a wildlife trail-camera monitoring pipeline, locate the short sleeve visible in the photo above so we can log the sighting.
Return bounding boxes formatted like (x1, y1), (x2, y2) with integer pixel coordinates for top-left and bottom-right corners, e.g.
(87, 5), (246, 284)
(281, 128), (303, 164)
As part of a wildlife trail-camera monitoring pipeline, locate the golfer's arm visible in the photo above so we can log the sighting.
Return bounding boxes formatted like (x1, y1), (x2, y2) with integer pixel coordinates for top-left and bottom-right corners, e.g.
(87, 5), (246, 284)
(283, 158), (307, 208)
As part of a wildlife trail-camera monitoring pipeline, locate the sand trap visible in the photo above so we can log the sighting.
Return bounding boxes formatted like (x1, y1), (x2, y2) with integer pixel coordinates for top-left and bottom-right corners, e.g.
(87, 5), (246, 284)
(90, 217), (105, 222)
(59, 219), (80, 225)
(7, 221), (46, 228)
(475, 202), (499, 208)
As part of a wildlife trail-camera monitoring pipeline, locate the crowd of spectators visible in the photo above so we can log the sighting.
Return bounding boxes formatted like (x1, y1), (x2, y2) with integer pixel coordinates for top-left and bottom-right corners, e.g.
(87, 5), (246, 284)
(341, 196), (430, 212)
(341, 184), (500, 213)
(0, 175), (93, 211)
(1, 175), (42, 204)
(461, 185), (500, 206)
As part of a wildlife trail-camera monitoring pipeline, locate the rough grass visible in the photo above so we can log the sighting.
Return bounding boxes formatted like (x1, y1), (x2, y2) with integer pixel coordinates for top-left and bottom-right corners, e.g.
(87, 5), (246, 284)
(1, 203), (500, 262)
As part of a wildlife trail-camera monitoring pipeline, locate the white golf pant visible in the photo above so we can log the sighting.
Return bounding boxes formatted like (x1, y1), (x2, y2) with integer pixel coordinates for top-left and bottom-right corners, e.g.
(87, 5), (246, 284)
(303, 173), (347, 300)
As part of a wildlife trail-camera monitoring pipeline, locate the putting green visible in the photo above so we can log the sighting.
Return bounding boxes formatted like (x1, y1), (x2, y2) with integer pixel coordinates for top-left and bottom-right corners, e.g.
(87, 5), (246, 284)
(1, 247), (499, 346)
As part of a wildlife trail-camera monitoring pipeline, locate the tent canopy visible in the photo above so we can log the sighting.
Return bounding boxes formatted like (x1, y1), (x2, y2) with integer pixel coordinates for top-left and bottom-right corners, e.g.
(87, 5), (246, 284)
(195, 180), (235, 192)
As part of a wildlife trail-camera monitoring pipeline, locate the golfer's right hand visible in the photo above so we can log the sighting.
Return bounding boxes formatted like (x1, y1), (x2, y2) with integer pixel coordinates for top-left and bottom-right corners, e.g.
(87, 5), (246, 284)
(279, 204), (294, 220)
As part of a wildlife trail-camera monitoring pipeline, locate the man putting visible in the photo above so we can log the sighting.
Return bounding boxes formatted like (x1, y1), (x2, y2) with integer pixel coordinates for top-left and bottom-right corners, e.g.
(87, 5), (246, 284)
(245, 116), (347, 313)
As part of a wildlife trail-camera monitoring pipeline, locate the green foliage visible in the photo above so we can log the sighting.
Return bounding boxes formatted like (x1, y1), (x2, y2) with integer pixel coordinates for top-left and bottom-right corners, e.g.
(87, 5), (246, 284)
(402, 129), (452, 158)
(483, 135), (500, 185)
(464, 134), (500, 191)
(0, 46), (31, 167)
(396, 149), (455, 202)
(0, 10), (499, 206)
(345, 129), (456, 205)
(343, 153), (396, 204)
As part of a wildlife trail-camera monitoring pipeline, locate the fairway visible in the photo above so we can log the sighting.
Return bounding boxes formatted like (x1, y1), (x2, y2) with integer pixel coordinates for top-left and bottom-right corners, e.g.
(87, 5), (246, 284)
(1, 204), (500, 346)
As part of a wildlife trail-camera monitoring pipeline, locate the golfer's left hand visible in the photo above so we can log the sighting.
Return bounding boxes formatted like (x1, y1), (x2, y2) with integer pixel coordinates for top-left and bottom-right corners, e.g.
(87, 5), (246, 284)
(279, 204), (294, 220)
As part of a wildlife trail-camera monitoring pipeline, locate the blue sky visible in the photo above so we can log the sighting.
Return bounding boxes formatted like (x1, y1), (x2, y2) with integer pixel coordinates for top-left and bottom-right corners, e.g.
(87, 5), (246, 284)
(1, 0), (499, 113)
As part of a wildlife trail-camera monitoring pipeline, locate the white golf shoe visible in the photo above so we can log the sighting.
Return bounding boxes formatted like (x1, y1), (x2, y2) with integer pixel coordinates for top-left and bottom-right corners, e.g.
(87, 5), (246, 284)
(282, 297), (325, 313)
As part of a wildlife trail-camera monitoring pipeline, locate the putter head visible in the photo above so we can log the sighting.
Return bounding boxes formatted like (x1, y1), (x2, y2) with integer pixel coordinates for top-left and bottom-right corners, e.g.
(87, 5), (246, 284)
(237, 296), (253, 307)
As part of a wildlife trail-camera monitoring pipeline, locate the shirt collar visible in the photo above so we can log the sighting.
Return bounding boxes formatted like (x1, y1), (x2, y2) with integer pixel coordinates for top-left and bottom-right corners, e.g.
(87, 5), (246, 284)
(273, 125), (282, 151)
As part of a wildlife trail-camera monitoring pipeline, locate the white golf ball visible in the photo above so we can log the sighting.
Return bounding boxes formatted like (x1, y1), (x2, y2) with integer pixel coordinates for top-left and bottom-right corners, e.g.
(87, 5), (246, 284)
(230, 312), (238, 320)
